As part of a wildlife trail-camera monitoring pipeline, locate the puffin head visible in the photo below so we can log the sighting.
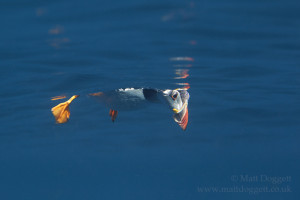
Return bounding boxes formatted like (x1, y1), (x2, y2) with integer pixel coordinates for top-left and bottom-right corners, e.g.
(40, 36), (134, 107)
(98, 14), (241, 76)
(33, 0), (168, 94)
(163, 89), (190, 131)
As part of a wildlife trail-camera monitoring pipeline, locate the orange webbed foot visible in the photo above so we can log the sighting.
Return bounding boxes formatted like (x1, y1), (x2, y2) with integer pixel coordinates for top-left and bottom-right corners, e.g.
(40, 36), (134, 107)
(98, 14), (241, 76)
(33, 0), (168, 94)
(51, 95), (79, 123)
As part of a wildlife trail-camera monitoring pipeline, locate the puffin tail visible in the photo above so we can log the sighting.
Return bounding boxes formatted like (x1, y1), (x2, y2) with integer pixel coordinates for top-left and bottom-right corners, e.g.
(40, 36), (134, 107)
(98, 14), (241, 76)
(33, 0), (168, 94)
(51, 95), (79, 123)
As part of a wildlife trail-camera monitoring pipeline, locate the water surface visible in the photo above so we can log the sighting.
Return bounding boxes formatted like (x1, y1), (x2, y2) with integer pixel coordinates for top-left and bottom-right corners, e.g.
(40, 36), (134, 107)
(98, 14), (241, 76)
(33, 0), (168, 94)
(0, 0), (299, 199)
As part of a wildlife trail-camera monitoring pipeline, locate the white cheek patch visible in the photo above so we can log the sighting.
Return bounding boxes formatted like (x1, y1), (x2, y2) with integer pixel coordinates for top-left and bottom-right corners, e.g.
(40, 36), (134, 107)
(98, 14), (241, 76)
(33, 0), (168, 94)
(176, 96), (183, 109)
(162, 89), (184, 112)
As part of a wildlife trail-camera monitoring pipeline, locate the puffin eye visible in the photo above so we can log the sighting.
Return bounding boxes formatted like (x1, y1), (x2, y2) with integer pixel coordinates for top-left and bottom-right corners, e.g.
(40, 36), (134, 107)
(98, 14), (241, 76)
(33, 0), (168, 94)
(172, 92), (178, 100)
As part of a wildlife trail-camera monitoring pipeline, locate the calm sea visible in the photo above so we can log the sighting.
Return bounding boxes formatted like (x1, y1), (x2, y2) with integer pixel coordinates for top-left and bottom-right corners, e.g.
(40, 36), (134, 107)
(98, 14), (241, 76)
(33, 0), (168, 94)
(0, 0), (299, 199)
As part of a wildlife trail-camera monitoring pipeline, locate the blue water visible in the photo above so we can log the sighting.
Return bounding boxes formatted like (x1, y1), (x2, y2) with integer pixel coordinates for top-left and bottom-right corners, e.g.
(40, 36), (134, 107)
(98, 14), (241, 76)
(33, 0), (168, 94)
(0, 0), (299, 199)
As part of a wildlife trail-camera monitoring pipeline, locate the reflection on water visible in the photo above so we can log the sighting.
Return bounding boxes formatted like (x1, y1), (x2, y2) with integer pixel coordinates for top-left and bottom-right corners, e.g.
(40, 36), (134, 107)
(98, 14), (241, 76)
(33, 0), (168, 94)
(161, 1), (196, 22)
(189, 40), (197, 45)
(51, 95), (67, 101)
(170, 56), (193, 90)
(176, 82), (190, 90)
(47, 24), (68, 48)
(48, 25), (64, 35)
(170, 56), (194, 62)
(47, 37), (70, 48)
(174, 69), (189, 79)
(39, 7), (69, 48)
(35, 7), (47, 17)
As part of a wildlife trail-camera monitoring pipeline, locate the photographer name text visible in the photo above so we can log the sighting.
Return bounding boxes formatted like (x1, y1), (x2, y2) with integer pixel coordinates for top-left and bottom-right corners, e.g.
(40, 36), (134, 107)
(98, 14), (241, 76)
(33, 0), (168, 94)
(231, 175), (291, 184)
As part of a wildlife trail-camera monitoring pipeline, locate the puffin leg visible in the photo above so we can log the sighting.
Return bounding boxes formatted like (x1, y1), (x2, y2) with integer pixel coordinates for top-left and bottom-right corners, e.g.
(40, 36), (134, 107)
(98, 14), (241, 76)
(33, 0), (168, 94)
(109, 109), (118, 122)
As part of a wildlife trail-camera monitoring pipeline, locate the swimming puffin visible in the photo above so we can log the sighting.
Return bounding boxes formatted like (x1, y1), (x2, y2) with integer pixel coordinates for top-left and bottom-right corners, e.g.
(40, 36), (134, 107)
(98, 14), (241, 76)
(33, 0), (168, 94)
(51, 88), (190, 130)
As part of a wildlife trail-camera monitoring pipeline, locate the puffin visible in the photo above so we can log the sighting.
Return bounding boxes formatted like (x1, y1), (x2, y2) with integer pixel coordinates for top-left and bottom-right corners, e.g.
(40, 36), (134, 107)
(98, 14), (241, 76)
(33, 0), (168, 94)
(51, 88), (190, 130)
